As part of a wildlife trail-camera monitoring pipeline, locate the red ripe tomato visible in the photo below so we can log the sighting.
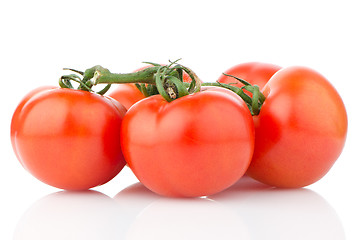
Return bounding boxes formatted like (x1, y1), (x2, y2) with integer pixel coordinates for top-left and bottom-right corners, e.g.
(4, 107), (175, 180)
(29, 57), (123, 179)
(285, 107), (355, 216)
(108, 65), (193, 110)
(247, 66), (348, 188)
(218, 62), (281, 94)
(11, 88), (127, 190)
(121, 88), (255, 197)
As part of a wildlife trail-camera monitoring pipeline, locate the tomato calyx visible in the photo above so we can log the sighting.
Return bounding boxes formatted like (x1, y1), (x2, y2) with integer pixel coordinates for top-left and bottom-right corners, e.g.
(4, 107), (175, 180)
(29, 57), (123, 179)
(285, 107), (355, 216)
(89, 60), (202, 102)
(59, 68), (111, 95)
(154, 61), (202, 102)
(217, 74), (265, 115)
(200, 74), (265, 116)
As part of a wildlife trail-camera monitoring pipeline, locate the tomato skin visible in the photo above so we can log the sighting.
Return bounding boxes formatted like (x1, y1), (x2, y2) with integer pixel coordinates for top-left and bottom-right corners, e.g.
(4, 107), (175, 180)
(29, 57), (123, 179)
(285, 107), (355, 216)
(108, 84), (145, 110)
(218, 62), (281, 91)
(121, 90), (255, 197)
(247, 66), (348, 188)
(11, 86), (56, 167)
(200, 85), (243, 101)
(11, 88), (127, 190)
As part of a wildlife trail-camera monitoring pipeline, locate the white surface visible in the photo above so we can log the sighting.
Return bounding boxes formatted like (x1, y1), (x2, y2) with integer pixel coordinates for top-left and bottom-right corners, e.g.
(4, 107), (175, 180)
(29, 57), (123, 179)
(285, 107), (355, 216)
(1, 0), (361, 239)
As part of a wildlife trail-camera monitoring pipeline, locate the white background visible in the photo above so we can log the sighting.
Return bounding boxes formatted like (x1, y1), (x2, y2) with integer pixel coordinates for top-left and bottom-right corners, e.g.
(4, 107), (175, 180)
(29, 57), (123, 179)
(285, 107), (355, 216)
(1, 0), (361, 239)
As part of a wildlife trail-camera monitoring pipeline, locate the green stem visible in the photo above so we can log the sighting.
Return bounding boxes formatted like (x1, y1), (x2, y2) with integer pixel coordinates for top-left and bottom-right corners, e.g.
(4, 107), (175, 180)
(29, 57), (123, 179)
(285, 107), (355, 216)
(93, 66), (159, 85)
(251, 85), (260, 115)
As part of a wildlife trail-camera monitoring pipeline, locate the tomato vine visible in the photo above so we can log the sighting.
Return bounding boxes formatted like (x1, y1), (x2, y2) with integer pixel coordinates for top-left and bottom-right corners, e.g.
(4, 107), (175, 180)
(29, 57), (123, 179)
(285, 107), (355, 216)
(60, 60), (265, 115)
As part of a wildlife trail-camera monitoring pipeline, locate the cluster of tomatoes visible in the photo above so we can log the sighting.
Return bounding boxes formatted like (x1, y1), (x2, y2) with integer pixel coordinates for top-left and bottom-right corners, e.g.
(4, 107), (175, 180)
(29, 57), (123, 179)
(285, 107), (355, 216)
(10, 62), (348, 197)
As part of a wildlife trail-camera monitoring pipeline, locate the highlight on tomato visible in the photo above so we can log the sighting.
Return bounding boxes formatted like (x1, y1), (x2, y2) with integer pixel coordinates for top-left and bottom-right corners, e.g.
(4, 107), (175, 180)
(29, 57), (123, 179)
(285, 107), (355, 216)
(11, 85), (56, 165)
(247, 66), (348, 188)
(11, 80), (127, 190)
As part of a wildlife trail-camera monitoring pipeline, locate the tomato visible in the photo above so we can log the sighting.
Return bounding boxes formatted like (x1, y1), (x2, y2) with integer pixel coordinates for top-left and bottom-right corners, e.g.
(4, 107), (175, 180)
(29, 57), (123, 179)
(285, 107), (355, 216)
(11, 88), (127, 190)
(108, 65), (193, 110)
(121, 88), (255, 197)
(247, 66), (348, 188)
(218, 62), (281, 95)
